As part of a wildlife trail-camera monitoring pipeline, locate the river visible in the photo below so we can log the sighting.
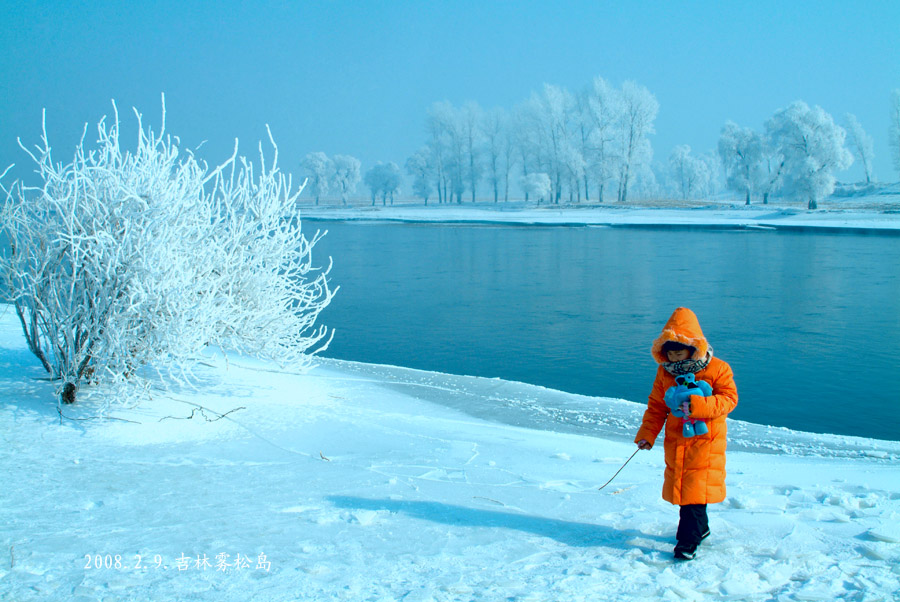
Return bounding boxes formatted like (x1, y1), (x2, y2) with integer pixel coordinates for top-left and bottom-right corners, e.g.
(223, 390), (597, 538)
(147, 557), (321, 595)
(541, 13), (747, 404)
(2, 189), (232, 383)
(312, 221), (900, 441)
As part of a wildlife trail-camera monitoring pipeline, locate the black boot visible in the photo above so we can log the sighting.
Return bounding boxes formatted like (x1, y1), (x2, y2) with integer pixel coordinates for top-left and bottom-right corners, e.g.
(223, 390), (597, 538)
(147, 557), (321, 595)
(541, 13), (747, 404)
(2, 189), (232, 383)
(674, 504), (709, 560)
(674, 541), (698, 560)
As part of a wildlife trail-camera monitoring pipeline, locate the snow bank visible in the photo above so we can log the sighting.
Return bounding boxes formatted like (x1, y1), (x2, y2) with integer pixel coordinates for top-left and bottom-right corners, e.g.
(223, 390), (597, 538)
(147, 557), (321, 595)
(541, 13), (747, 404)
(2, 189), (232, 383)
(299, 201), (900, 233)
(1, 307), (899, 601)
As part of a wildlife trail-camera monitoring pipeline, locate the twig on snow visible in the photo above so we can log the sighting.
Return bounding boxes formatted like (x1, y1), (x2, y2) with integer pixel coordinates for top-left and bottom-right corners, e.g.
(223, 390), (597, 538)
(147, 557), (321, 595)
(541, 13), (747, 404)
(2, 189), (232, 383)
(473, 496), (506, 506)
(158, 405), (246, 422)
(56, 406), (141, 424)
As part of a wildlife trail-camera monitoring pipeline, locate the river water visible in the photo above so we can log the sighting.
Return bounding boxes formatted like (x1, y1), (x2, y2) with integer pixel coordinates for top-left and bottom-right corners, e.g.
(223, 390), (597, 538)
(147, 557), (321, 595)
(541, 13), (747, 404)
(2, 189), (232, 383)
(312, 220), (900, 441)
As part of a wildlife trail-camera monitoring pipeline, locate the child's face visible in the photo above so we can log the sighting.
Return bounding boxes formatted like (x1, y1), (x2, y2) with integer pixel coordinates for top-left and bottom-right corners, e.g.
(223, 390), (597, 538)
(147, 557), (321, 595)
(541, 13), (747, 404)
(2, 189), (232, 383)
(666, 349), (691, 362)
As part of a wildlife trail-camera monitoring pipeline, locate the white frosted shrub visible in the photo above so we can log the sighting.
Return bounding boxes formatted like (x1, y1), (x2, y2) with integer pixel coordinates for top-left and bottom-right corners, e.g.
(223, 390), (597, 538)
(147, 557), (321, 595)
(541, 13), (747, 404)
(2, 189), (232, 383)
(0, 100), (335, 404)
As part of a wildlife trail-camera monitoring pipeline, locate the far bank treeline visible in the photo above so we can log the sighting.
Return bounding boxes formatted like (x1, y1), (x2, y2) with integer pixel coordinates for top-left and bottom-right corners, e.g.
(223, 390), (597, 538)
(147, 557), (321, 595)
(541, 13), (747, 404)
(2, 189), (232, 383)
(301, 80), (900, 210)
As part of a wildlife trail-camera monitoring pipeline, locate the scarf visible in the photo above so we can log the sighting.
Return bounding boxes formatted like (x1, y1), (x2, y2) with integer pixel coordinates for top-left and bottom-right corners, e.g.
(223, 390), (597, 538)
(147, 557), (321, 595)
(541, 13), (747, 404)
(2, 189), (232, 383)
(663, 346), (713, 376)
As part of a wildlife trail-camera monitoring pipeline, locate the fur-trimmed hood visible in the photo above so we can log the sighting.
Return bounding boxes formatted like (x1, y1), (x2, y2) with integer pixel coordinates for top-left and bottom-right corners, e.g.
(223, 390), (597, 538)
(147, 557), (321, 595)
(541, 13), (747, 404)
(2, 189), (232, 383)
(651, 307), (710, 364)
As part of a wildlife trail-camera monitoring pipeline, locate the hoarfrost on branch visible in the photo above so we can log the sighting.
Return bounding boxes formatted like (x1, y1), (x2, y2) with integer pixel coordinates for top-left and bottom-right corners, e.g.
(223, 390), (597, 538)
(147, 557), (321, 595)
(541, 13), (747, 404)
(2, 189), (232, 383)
(0, 98), (336, 404)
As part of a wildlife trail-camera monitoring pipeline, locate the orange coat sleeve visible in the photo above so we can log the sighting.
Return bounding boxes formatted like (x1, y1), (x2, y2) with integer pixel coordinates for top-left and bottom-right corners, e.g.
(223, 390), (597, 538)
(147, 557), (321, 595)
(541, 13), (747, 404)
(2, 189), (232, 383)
(634, 367), (670, 448)
(688, 361), (738, 420)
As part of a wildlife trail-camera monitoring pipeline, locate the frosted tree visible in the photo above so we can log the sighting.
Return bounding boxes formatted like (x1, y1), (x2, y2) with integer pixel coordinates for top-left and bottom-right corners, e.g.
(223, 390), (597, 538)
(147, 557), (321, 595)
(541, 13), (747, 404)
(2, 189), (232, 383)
(703, 151), (723, 196)
(461, 101), (484, 202)
(520, 172), (551, 203)
(718, 121), (763, 205)
(844, 114), (874, 184)
(561, 144), (586, 202)
(669, 145), (693, 199)
(616, 81), (659, 203)
(499, 117), (517, 202)
(364, 162), (402, 205)
(758, 138), (785, 205)
(364, 164), (382, 205)
(766, 101), (853, 209)
(481, 108), (512, 203)
(0, 100), (335, 405)
(523, 84), (579, 203)
(669, 145), (711, 200)
(300, 151), (333, 204)
(889, 89), (900, 178)
(511, 102), (541, 201)
(382, 162), (402, 204)
(574, 92), (593, 201)
(330, 154), (361, 205)
(405, 147), (433, 204)
(426, 102), (467, 203)
(632, 163), (661, 199)
(425, 105), (450, 203)
(581, 76), (622, 203)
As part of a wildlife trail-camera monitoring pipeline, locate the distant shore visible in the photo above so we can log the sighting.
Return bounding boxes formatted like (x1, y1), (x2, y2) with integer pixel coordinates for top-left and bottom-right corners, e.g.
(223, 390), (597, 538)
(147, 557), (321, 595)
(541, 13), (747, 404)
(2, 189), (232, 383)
(300, 201), (900, 234)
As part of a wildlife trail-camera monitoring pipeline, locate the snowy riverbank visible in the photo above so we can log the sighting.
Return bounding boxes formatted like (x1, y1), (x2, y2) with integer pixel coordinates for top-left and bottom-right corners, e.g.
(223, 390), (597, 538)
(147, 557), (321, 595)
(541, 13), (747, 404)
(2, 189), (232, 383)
(2, 308), (899, 601)
(298, 197), (900, 233)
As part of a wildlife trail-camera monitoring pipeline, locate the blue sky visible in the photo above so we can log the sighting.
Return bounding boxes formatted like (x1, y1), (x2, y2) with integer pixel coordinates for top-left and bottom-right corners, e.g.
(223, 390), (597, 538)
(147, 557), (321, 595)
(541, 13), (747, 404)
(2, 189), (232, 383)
(2, 0), (898, 191)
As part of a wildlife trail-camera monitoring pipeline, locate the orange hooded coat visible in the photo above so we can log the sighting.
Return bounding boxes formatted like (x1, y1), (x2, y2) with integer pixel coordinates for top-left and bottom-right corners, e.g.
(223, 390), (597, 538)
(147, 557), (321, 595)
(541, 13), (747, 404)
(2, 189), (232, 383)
(635, 308), (739, 506)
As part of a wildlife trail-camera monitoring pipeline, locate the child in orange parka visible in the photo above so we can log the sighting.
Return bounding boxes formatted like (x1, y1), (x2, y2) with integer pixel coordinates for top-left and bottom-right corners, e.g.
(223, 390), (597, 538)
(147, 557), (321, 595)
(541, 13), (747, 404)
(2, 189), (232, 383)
(635, 307), (739, 560)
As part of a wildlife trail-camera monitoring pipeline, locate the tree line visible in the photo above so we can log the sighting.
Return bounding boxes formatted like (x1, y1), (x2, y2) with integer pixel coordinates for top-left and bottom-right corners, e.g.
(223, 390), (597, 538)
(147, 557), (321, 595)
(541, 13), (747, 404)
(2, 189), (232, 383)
(300, 83), (900, 209)
(412, 79), (659, 205)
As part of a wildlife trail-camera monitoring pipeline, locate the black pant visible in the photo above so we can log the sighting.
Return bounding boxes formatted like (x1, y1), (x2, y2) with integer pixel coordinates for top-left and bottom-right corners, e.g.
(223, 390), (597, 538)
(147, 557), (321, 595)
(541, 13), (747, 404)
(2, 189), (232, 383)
(676, 504), (709, 545)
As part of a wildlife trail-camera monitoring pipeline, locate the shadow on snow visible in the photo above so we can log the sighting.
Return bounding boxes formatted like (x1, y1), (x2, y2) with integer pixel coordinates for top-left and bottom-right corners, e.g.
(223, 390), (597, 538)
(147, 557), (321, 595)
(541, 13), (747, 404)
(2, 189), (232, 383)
(328, 495), (669, 550)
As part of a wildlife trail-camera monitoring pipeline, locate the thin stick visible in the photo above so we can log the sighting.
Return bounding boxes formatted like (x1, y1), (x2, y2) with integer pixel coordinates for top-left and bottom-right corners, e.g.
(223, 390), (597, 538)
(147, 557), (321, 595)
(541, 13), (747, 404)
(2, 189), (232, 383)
(158, 405), (245, 423)
(598, 449), (640, 491)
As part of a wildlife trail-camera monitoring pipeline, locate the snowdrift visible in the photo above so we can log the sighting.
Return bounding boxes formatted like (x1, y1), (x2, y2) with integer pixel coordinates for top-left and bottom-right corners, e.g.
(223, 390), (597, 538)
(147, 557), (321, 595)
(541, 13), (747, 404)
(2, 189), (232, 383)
(1, 307), (898, 601)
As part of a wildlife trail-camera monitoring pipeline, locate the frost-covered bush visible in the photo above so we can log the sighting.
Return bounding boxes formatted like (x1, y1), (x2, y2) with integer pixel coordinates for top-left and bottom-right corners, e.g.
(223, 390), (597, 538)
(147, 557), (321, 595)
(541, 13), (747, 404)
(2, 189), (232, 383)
(0, 100), (335, 404)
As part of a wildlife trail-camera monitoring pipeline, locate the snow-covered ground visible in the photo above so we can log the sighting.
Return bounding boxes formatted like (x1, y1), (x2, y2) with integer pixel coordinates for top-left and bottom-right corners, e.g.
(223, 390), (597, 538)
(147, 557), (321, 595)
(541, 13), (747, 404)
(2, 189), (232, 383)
(2, 307), (899, 602)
